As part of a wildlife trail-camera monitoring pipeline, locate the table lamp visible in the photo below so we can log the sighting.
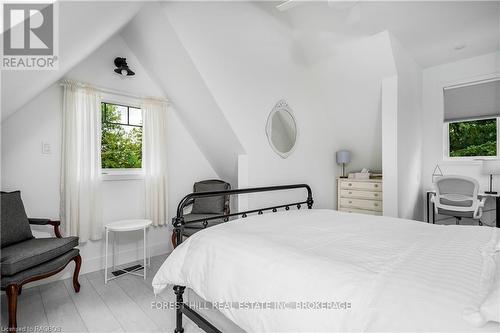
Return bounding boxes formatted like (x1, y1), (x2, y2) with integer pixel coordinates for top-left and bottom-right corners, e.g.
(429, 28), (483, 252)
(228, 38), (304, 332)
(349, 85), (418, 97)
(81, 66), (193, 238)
(336, 150), (351, 178)
(482, 159), (500, 194)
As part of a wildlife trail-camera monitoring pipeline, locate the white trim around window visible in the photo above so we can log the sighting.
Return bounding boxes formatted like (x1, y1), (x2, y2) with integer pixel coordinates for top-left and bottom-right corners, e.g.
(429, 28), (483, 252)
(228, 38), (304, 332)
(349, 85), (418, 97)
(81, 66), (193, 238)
(443, 116), (500, 162)
(100, 92), (144, 181)
(102, 168), (144, 181)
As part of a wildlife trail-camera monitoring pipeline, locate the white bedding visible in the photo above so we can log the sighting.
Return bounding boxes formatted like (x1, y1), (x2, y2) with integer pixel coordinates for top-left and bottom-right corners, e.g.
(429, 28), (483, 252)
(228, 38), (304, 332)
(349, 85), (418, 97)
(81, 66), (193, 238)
(153, 209), (500, 332)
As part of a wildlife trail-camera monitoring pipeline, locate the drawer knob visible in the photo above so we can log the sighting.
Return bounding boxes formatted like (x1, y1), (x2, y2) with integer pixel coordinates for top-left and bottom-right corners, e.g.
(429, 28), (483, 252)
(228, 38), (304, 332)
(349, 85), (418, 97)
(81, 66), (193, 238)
(348, 201), (352, 204)
(374, 184), (379, 188)
(348, 191), (352, 194)
(348, 183), (352, 186)
(374, 193), (378, 197)
(374, 203), (378, 207)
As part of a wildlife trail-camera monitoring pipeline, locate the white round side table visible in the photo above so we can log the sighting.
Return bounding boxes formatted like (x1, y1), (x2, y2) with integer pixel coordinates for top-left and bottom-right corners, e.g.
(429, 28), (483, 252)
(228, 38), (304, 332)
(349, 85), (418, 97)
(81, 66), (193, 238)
(104, 219), (152, 284)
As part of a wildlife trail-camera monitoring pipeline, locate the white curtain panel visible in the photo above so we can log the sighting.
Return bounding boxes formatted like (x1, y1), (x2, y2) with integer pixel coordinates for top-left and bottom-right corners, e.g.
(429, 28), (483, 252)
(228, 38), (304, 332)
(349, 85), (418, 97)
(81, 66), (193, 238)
(60, 81), (103, 242)
(142, 99), (168, 226)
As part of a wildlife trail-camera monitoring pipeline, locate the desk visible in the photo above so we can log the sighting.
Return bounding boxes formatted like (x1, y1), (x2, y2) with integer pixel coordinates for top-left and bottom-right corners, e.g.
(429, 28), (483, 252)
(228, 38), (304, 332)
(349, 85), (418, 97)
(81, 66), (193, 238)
(426, 191), (500, 228)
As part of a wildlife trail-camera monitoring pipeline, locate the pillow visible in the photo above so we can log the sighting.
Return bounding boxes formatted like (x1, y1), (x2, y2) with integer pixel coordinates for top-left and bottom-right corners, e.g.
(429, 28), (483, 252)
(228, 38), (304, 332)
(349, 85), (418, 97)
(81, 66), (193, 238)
(191, 182), (229, 214)
(1, 191), (34, 248)
(463, 236), (500, 326)
(477, 249), (500, 324)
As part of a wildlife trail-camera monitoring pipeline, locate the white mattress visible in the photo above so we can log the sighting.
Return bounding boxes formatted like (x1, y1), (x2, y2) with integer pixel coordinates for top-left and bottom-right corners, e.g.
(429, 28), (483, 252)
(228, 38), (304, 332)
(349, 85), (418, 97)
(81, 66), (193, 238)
(153, 209), (500, 332)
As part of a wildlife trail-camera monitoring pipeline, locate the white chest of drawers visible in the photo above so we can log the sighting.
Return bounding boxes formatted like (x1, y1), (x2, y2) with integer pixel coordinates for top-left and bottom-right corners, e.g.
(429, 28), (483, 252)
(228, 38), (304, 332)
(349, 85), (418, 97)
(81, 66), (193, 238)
(337, 177), (383, 216)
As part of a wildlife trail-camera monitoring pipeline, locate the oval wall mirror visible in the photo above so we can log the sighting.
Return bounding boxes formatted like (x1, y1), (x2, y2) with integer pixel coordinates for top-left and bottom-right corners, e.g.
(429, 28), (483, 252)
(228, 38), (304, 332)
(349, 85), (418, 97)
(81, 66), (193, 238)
(266, 100), (298, 159)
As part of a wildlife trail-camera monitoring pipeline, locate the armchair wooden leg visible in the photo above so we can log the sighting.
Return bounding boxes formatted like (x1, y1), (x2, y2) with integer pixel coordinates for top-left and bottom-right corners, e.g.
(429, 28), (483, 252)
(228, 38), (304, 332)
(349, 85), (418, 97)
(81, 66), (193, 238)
(171, 231), (177, 248)
(6, 284), (19, 331)
(72, 255), (82, 293)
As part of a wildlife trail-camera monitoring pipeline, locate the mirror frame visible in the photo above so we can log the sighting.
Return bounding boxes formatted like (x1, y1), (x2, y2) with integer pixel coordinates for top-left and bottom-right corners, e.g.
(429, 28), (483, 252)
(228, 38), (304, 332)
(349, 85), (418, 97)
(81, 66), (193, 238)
(265, 99), (298, 159)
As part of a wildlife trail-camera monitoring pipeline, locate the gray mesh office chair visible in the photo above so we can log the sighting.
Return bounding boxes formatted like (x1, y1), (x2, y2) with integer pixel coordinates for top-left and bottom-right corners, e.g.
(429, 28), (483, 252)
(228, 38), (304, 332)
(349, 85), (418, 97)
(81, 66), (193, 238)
(432, 175), (486, 225)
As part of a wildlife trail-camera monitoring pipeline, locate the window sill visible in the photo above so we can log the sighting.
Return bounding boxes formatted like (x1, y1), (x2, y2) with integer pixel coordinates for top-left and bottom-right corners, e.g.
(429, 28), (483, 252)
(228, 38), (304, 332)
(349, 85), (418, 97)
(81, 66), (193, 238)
(102, 170), (144, 181)
(441, 157), (496, 165)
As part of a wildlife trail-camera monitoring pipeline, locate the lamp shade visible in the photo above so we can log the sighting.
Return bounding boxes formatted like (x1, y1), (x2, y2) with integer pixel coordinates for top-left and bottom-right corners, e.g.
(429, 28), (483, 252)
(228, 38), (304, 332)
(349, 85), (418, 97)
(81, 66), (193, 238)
(336, 150), (351, 164)
(482, 159), (500, 175)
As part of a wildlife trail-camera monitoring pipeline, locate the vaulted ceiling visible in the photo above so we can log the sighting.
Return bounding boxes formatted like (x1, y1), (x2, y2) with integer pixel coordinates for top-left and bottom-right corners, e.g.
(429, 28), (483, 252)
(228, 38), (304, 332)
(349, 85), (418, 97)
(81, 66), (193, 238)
(2, 1), (498, 186)
(1, 1), (144, 120)
(4, 1), (497, 121)
(257, 1), (500, 68)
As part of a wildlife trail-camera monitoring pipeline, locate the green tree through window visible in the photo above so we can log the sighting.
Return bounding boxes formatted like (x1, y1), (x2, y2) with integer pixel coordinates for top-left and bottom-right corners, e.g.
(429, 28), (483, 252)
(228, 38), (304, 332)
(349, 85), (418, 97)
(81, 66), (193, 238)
(449, 118), (496, 157)
(101, 103), (142, 168)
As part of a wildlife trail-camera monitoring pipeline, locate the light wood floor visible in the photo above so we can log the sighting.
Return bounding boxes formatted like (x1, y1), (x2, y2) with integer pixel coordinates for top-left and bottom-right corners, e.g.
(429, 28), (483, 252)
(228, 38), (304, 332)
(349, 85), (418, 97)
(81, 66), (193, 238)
(0, 255), (203, 333)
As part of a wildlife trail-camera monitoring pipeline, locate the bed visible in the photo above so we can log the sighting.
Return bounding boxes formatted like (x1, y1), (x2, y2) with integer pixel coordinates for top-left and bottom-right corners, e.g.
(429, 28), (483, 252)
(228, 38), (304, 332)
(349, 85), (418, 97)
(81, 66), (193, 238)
(153, 184), (500, 332)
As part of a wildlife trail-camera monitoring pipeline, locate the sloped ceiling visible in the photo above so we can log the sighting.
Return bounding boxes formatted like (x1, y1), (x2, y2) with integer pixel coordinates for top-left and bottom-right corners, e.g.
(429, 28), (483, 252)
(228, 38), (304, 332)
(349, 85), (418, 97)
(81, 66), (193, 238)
(121, 2), (245, 185)
(258, 1), (500, 68)
(64, 34), (164, 99)
(1, 1), (144, 120)
(5, 0), (494, 192)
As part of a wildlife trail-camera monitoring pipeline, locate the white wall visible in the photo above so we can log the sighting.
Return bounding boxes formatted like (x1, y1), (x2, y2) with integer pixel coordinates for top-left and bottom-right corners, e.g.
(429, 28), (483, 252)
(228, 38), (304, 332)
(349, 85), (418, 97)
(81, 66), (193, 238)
(421, 51), (500, 225)
(381, 76), (399, 217)
(1, 34), (217, 282)
(121, 3), (245, 187)
(390, 35), (423, 221)
(160, 1), (397, 210)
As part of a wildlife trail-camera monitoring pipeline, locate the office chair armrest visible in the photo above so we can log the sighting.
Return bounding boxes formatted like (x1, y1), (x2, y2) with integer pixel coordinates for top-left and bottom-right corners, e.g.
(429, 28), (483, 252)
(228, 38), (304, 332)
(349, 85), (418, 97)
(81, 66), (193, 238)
(473, 197), (487, 220)
(430, 193), (439, 214)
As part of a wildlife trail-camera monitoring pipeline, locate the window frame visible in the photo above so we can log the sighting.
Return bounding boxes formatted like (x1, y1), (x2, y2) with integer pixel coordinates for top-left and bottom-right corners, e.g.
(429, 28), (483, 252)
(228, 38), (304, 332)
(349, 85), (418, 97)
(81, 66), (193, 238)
(443, 116), (500, 161)
(100, 95), (144, 180)
(102, 102), (143, 128)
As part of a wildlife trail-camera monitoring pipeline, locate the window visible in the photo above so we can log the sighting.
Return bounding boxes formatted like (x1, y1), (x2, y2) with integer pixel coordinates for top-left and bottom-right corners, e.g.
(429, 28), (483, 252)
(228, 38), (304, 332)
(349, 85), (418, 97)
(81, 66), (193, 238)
(448, 118), (497, 157)
(101, 102), (143, 170)
(443, 78), (500, 159)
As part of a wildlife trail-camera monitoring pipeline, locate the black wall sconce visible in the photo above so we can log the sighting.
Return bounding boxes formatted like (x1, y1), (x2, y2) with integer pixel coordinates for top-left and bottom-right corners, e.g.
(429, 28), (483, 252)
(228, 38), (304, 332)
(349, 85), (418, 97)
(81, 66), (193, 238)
(114, 57), (135, 77)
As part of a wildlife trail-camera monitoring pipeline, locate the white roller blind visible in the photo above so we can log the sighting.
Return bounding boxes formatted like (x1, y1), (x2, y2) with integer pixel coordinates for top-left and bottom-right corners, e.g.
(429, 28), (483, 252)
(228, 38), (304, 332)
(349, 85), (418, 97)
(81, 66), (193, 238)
(444, 79), (500, 122)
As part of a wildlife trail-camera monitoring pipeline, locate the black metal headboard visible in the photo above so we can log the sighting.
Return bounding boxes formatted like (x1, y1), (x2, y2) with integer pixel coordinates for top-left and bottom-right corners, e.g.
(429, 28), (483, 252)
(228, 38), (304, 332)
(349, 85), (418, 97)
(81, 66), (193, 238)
(172, 184), (313, 248)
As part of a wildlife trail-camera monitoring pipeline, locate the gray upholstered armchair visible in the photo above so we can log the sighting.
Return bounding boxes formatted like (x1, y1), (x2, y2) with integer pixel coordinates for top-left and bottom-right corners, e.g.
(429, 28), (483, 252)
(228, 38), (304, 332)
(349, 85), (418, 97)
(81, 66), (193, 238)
(171, 180), (231, 247)
(1, 191), (81, 330)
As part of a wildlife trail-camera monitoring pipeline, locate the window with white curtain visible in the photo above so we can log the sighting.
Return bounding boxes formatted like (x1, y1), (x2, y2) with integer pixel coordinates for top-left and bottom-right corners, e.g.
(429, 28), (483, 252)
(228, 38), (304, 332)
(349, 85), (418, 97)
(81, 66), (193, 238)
(101, 102), (143, 170)
(61, 82), (169, 234)
(99, 93), (145, 179)
(443, 78), (500, 159)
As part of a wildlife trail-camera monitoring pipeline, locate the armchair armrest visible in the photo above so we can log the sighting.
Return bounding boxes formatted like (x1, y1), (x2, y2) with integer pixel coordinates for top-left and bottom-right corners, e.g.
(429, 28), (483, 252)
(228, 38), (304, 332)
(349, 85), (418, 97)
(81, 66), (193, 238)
(28, 218), (52, 225)
(182, 199), (194, 214)
(28, 218), (62, 238)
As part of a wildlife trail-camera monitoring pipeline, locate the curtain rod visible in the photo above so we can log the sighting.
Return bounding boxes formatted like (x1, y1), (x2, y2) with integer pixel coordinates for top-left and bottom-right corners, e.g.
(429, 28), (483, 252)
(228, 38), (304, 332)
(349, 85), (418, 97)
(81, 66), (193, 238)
(59, 80), (170, 105)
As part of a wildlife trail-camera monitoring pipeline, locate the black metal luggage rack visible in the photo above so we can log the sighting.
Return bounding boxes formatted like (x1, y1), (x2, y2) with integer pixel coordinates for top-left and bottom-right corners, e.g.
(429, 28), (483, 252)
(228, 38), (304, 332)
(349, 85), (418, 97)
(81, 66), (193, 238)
(171, 183), (314, 333)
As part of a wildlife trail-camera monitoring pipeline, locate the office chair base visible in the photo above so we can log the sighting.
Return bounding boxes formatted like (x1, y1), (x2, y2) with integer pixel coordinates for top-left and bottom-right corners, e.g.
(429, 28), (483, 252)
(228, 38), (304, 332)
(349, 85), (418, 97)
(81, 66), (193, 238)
(455, 217), (483, 226)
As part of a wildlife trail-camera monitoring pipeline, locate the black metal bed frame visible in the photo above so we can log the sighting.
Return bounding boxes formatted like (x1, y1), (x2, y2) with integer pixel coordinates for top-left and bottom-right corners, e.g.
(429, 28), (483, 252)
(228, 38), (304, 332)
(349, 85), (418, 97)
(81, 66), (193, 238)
(172, 184), (314, 333)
